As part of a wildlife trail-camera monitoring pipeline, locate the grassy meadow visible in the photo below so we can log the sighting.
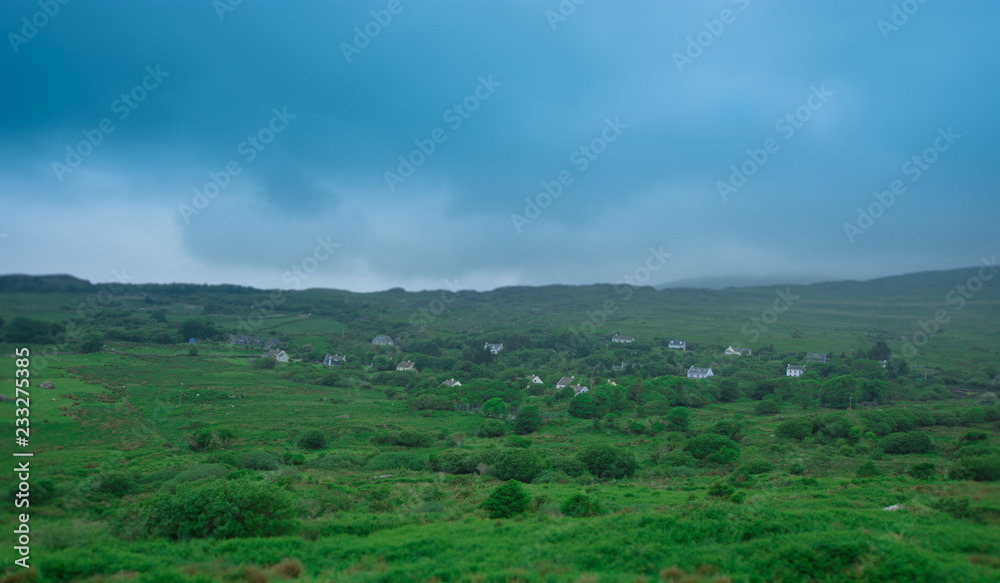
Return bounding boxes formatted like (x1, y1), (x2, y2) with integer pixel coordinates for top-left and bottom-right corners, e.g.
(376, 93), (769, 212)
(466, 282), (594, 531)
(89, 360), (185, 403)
(1, 270), (999, 582)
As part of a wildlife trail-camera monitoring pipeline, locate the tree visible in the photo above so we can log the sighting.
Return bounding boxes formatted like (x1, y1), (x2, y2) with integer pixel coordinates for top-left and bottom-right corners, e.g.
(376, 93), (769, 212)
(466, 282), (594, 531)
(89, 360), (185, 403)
(492, 449), (542, 482)
(79, 333), (104, 354)
(482, 398), (507, 419)
(719, 378), (739, 402)
(819, 375), (860, 409)
(2, 317), (64, 343)
(561, 493), (602, 517)
(567, 392), (595, 419)
(666, 407), (690, 432)
(868, 340), (892, 362)
(179, 317), (219, 341)
(297, 429), (327, 450)
(482, 480), (529, 519)
(513, 405), (542, 435)
(577, 444), (637, 479)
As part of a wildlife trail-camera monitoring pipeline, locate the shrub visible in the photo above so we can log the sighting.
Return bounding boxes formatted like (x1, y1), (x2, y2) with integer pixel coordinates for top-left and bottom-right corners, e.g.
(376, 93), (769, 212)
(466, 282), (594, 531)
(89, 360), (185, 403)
(707, 481), (735, 499)
(365, 451), (425, 471)
(561, 493), (602, 517)
(280, 451), (305, 465)
(297, 429), (327, 450)
(776, 418), (813, 441)
(313, 454), (365, 469)
(79, 333), (104, 354)
(509, 435), (532, 449)
(428, 450), (478, 474)
(789, 462), (805, 476)
(577, 444), (637, 479)
(476, 419), (507, 438)
(550, 456), (587, 477)
(949, 454), (1000, 482)
(711, 419), (745, 441)
(740, 459), (774, 475)
(373, 431), (433, 448)
(907, 462), (936, 480)
(856, 460), (881, 478)
(686, 433), (740, 462)
(666, 407), (690, 432)
(239, 451), (280, 471)
(147, 478), (294, 539)
(514, 405), (542, 435)
(492, 449), (542, 482)
(880, 431), (933, 454)
(754, 400), (781, 415)
(271, 558), (304, 579)
(161, 464), (228, 493)
(978, 392), (997, 406)
(90, 471), (136, 496)
(482, 480), (529, 519)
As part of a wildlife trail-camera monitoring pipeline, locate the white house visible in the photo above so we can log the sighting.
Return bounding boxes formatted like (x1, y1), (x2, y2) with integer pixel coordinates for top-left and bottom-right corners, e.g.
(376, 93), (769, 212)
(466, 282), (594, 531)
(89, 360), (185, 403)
(263, 349), (289, 363)
(786, 365), (805, 377)
(725, 346), (751, 356)
(372, 335), (394, 346)
(668, 340), (686, 350)
(687, 366), (714, 379)
(442, 378), (462, 387)
(525, 375), (543, 385)
(484, 342), (504, 355)
(611, 334), (635, 343)
(805, 352), (829, 363)
(396, 360), (416, 371)
(556, 376), (575, 389)
(570, 384), (590, 396)
(323, 354), (346, 367)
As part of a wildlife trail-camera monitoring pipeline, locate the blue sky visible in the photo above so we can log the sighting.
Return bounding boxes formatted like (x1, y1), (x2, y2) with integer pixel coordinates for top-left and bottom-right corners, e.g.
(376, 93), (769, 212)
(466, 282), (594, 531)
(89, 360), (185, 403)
(1, 0), (997, 292)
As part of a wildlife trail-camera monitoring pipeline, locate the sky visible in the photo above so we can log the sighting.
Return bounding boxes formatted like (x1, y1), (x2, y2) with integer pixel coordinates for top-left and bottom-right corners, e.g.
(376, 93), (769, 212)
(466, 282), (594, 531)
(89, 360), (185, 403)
(1, 0), (997, 292)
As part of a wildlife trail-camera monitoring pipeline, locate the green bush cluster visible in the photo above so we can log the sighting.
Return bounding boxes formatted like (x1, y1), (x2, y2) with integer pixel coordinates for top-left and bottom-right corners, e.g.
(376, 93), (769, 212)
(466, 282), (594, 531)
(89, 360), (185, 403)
(482, 480), (529, 518)
(145, 478), (294, 539)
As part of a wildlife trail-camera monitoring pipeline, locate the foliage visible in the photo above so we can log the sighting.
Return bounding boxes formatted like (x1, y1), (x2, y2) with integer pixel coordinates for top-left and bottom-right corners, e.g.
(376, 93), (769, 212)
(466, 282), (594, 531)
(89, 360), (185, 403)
(179, 317), (220, 341)
(238, 450), (280, 471)
(776, 417), (813, 441)
(481, 480), (529, 519)
(297, 429), (328, 450)
(754, 400), (781, 415)
(567, 391), (596, 419)
(513, 404), (542, 435)
(365, 451), (425, 471)
(666, 407), (690, 432)
(482, 397), (507, 418)
(90, 471), (136, 496)
(907, 462), (936, 480)
(146, 478), (295, 539)
(475, 419), (507, 438)
(686, 433), (740, 463)
(79, 333), (104, 353)
(492, 449), (542, 482)
(577, 444), (637, 479)
(706, 481), (735, 499)
(373, 431), (433, 448)
(880, 431), (933, 454)
(561, 493), (602, 517)
(740, 459), (774, 475)
(856, 460), (881, 478)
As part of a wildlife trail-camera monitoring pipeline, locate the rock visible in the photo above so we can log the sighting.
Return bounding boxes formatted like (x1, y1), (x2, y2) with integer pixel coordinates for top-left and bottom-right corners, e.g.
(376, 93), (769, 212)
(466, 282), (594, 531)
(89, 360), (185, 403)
(40, 381), (55, 389)
(882, 503), (906, 511)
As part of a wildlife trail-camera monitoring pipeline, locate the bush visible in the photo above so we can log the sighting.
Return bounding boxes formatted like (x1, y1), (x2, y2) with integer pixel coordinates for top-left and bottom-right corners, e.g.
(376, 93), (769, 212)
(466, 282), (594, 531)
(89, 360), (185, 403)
(561, 493), (602, 517)
(707, 481), (735, 499)
(252, 356), (277, 369)
(482, 480), (529, 519)
(686, 433), (740, 462)
(514, 405), (542, 435)
(364, 451), (425, 472)
(789, 462), (805, 476)
(856, 460), (881, 478)
(577, 444), (637, 479)
(978, 392), (997, 406)
(373, 431), (433, 448)
(239, 451), (280, 471)
(280, 451), (305, 465)
(949, 454), (1000, 482)
(550, 456), (587, 477)
(313, 454), (365, 470)
(776, 418), (813, 441)
(161, 463), (228, 493)
(297, 429), (328, 450)
(476, 419), (507, 438)
(79, 333), (104, 354)
(90, 471), (136, 496)
(492, 449), (543, 482)
(740, 459), (774, 475)
(666, 407), (690, 432)
(147, 478), (294, 539)
(880, 431), (933, 454)
(907, 462), (936, 480)
(508, 435), (532, 449)
(754, 400), (781, 415)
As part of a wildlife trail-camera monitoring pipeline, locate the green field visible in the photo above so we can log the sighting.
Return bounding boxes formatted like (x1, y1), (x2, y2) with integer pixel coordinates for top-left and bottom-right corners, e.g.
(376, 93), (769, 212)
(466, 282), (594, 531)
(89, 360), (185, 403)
(1, 271), (999, 582)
